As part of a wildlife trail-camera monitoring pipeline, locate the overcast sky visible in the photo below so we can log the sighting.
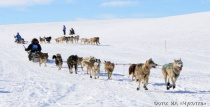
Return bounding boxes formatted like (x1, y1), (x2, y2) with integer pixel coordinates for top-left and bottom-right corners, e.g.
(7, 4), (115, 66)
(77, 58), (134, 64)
(1, 0), (210, 25)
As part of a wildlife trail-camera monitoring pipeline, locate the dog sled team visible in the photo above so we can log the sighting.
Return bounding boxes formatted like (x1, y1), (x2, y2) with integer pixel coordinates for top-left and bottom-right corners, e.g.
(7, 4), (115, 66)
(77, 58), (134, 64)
(54, 36), (100, 45)
(24, 38), (184, 91)
(23, 38), (183, 91)
(39, 35), (100, 45)
(16, 25), (183, 91)
(55, 35), (79, 44)
(14, 27), (100, 45)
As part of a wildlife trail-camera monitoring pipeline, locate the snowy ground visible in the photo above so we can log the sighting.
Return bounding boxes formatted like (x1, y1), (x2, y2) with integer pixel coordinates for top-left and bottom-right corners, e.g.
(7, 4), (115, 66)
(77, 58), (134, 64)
(0, 12), (210, 107)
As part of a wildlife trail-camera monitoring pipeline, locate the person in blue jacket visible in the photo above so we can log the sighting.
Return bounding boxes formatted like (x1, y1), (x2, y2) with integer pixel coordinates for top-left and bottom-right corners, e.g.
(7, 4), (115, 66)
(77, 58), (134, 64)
(25, 38), (42, 61)
(63, 25), (66, 35)
(14, 32), (22, 42)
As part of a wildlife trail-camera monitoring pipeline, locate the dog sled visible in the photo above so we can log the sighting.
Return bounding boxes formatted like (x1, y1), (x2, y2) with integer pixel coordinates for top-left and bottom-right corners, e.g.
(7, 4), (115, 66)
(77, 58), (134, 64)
(15, 38), (28, 44)
(30, 52), (40, 62)
(23, 45), (40, 62)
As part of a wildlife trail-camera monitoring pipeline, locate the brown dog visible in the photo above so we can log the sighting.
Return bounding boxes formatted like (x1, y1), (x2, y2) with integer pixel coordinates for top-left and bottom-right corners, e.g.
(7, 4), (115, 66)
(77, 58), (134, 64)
(83, 59), (96, 78)
(67, 55), (78, 74)
(90, 37), (100, 45)
(135, 58), (157, 90)
(104, 61), (115, 79)
(39, 37), (46, 44)
(39, 52), (48, 67)
(52, 54), (63, 70)
(94, 37), (100, 45)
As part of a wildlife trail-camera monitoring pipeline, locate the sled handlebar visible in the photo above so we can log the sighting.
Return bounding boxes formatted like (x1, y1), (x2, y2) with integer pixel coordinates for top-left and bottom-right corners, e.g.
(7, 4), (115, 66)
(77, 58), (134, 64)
(23, 45), (29, 54)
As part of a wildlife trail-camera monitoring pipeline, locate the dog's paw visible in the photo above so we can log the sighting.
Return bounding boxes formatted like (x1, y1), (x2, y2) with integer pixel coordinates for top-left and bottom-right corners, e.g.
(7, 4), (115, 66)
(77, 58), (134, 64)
(90, 76), (92, 78)
(95, 77), (97, 79)
(143, 85), (148, 90)
(167, 87), (170, 90)
(167, 85), (172, 90)
(173, 85), (176, 89)
(144, 87), (148, 90)
(167, 82), (170, 86)
(137, 88), (140, 90)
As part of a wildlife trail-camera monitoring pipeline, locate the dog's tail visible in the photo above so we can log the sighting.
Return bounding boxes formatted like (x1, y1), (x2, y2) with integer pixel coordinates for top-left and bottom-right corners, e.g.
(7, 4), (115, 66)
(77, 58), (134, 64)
(129, 64), (136, 75)
(52, 55), (56, 59)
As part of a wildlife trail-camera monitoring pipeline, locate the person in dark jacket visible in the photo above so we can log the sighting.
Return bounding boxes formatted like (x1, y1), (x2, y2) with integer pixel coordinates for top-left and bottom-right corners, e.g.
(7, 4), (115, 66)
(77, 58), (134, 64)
(63, 25), (66, 35)
(25, 38), (42, 61)
(69, 28), (75, 35)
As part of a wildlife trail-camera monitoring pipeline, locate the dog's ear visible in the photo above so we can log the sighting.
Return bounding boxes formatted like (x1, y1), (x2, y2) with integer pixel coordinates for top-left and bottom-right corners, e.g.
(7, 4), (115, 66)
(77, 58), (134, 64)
(145, 60), (148, 64)
(70, 56), (72, 59)
(174, 59), (177, 62)
(146, 59), (151, 65)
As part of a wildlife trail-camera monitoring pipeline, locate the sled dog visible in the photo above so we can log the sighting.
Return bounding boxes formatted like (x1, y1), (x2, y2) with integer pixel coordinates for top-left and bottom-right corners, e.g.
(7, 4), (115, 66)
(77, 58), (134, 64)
(90, 37), (100, 45)
(39, 37), (46, 44)
(104, 61), (115, 79)
(92, 59), (101, 79)
(67, 55), (78, 74)
(162, 59), (183, 90)
(82, 59), (95, 78)
(52, 54), (63, 70)
(39, 52), (48, 67)
(45, 36), (52, 43)
(135, 58), (157, 90)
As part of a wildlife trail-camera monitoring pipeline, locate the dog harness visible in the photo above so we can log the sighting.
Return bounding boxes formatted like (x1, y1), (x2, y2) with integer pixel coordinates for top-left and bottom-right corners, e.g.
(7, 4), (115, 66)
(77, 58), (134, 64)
(162, 63), (179, 78)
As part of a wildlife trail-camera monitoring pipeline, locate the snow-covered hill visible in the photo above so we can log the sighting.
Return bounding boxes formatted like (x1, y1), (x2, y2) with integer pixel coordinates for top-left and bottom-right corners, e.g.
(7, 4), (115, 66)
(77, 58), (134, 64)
(0, 12), (210, 106)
